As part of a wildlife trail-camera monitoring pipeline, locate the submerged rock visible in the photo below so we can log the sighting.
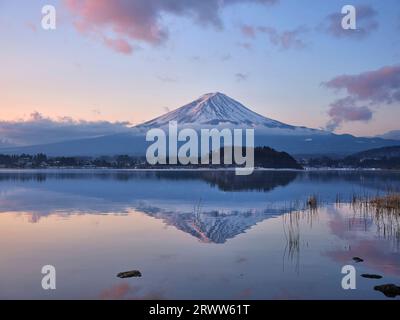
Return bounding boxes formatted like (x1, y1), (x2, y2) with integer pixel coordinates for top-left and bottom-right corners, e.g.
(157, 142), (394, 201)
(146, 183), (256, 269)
(361, 274), (382, 279)
(374, 284), (400, 298)
(352, 257), (364, 263)
(117, 270), (142, 278)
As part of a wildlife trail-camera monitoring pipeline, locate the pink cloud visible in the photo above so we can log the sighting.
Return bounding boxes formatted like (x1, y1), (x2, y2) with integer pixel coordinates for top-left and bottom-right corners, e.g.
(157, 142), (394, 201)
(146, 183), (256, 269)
(26, 22), (37, 32)
(326, 97), (373, 131)
(324, 208), (400, 277)
(64, 0), (278, 54)
(103, 37), (134, 55)
(241, 24), (256, 38)
(323, 65), (400, 130)
(325, 239), (400, 277)
(323, 65), (400, 104)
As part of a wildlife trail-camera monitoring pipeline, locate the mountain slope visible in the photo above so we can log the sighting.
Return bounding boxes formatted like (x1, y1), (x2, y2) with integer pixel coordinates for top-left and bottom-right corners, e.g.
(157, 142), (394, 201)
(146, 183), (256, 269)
(378, 130), (400, 141)
(349, 145), (400, 159)
(141, 92), (294, 128)
(0, 92), (398, 156)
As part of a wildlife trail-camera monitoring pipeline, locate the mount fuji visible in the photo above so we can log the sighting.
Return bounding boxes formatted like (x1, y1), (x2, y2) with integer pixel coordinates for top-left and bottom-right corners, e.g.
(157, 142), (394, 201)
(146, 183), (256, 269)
(140, 92), (294, 128)
(1, 92), (398, 157)
(138, 92), (321, 136)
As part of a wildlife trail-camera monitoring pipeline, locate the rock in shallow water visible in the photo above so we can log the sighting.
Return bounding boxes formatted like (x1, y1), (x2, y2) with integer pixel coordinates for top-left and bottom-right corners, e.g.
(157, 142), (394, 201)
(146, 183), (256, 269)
(117, 270), (142, 278)
(361, 274), (382, 279)
(374, 284), (400, 298)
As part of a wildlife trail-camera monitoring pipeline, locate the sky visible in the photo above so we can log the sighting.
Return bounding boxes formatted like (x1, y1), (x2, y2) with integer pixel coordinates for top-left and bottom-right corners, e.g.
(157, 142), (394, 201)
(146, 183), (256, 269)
(0, 0), (399, 146)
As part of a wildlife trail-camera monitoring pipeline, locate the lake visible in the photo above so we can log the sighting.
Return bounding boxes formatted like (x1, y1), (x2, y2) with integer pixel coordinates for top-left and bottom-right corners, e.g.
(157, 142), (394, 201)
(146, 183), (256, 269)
(0, 169), (399, 300)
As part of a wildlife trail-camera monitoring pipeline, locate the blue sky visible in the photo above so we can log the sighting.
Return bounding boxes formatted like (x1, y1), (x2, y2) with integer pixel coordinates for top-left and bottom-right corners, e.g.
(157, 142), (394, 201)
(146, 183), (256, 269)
(0, 0), (399, 142)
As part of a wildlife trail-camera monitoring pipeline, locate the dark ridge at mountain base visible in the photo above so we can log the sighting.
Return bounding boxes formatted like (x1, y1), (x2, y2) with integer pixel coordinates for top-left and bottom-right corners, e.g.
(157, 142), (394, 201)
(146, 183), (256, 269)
(254, 147), (303, 169)
(304, 145), (400, 169)
(212, 146), (302, 169)
(351, 146), (400, 159)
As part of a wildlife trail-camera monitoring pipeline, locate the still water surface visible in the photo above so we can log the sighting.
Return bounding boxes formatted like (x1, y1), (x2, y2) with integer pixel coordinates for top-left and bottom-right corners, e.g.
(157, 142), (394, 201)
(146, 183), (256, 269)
(0, 170), (399, 299)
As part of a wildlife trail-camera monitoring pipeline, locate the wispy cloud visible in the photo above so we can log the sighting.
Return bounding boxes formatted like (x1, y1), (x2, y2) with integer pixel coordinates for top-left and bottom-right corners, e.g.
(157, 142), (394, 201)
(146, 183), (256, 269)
(260, 25), (309, 50)
(240, 24), (309, 50)
(190, 56), (202, 62)
(64, 0), (278, 54)
(322, 5), (379, 39)
(0, 112), (132, 147)
(237, 42), (252, 50)
(220, 53), (232, 61)
(235, 72), (249, 82)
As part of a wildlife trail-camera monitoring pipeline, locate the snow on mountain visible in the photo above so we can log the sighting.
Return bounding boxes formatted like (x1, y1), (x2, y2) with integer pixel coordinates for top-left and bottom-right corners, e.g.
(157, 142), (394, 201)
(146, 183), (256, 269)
(140, 92), (288, 127)
(138, 92), (322, 135)
(140, 206), (284, 244)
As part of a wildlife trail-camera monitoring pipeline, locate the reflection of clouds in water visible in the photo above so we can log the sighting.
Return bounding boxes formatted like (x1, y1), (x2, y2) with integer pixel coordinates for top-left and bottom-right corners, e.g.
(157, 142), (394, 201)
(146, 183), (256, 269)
(326, 205), (373, 240)
(326, 239), (400, 277)
(0, 187), (132, 218)
(99, 283), (164, 300)
(234, 288), (253, 299)
(99, 283), (131, 300)
(324, 205), (400, 277)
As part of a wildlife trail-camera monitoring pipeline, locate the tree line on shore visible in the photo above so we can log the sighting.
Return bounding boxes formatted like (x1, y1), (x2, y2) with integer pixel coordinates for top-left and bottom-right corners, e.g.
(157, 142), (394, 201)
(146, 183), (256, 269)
(0, 147), (303, 169)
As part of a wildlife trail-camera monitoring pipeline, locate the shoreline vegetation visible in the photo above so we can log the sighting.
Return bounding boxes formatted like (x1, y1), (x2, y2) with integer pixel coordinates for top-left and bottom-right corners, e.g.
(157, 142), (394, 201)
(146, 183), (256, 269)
(283, 192), (400, 298)
(1, 145), (400, 170)
(0, 147), (303, 170)
(350, 193), (400, 214)
(302, 193), (400, 213)
(300, 146), (400, 170)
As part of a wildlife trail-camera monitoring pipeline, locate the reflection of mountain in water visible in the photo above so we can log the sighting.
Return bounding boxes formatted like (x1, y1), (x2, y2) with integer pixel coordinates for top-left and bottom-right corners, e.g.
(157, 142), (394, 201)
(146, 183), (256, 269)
(0, 170), (299, 192)
(2, 170), (400, 243)
(137, 203), (289, 244)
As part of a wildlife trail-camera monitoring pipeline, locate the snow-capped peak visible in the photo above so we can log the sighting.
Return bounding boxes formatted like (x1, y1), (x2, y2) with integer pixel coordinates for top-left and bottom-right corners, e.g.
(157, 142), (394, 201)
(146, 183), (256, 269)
(139, 92), (295, 129)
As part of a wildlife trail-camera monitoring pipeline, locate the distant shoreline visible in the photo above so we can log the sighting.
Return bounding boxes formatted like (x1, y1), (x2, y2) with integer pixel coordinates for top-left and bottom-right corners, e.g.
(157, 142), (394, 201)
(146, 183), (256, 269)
(0, 167), (398, 173)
